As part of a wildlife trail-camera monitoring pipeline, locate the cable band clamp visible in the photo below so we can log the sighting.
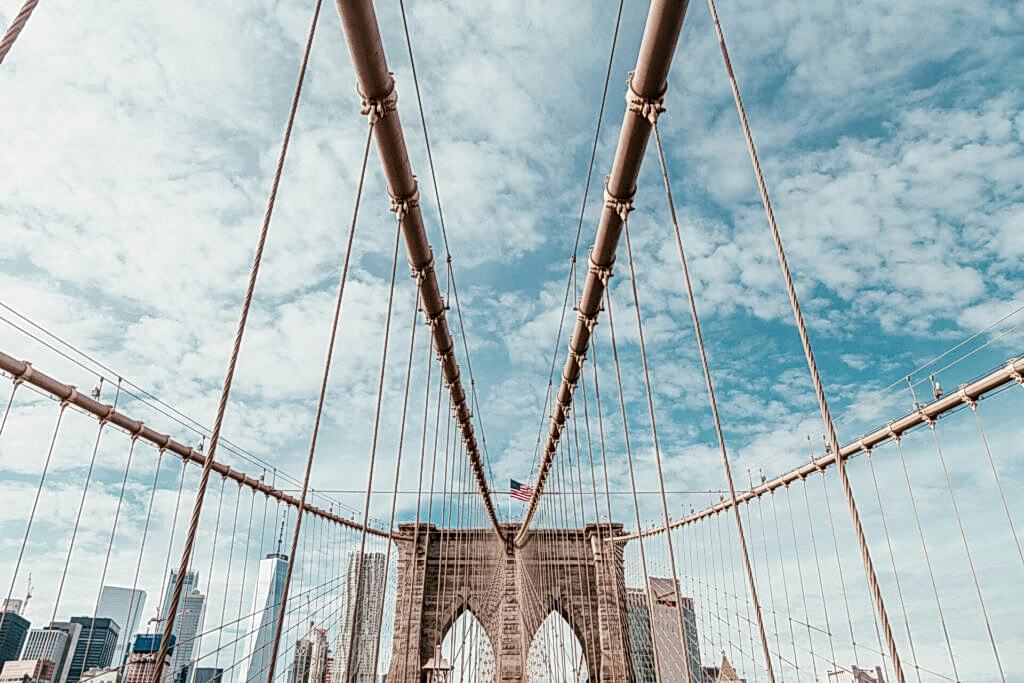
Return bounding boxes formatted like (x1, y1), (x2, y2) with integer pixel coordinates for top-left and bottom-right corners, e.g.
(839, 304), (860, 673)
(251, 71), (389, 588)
(588, 251), (615, 286)
(13, 360), (32, 386)
(358, 77), (398, 124)
(604, 180), (635, 222)
(1007, 358), (1023, 386)
(389, 186), (420, 222)
(409, 250), (435, 281)
(958, 384), (978, 410)
(626, 73), (667, 124)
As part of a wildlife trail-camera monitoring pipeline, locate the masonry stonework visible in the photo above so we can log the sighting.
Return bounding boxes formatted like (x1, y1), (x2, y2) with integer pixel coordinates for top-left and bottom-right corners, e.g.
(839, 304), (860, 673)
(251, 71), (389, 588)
(387, 523), (632, 682)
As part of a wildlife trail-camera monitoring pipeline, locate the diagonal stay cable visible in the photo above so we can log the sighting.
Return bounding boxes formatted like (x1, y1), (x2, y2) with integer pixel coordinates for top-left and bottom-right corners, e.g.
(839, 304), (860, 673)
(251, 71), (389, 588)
(0, 0), (39, 65)
(151, 0), (323, 677)
(705, 0), (905, 679)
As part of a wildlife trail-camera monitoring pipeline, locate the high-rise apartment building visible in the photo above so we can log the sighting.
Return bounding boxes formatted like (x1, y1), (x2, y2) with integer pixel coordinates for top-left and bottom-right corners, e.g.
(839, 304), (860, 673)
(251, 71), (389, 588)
(20, 629), (68, 683)
(66, 618), (119, 683)
(288, 624), (327, 683)
(157, 572), (205, 683)
(333, 552), (386, 683)
(94, 588), (145, 669)
(241, 552), (288, 683)
(45, 624), (81, 683)
(0, 610), (31, 671)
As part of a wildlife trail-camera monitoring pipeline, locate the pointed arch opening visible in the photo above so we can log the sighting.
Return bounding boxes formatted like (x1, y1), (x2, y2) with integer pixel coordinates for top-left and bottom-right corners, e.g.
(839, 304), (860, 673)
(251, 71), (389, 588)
(438, 609), (495, 682)
(526, 611), (590, 682)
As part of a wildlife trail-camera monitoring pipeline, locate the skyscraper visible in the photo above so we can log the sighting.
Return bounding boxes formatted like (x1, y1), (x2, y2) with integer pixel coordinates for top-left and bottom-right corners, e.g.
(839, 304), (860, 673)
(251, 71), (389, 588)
(46, 624), (82, 683)
(157, 572), (205, 683)
(66, 618), (119, 683)
(0, 611), (31, 672)
(333, 552), (386, 683)
(288, 624), (327, 683)
(20, 629), (69, 681)
(241, 552), (288, 683)
(647, 577), (701, 682)
(94, 588), (146, 669)
(624, 588), (655, 682)
(288, 638), (311, 683)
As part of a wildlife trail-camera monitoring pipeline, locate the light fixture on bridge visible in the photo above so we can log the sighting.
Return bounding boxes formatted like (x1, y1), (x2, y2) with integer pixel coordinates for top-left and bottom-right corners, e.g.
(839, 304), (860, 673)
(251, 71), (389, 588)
(422, 644), (453, 682)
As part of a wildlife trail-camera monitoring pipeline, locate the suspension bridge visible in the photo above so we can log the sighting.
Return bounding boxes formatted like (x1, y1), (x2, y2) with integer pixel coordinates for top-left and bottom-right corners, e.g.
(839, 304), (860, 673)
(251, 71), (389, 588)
(0, 0), (1021, 682)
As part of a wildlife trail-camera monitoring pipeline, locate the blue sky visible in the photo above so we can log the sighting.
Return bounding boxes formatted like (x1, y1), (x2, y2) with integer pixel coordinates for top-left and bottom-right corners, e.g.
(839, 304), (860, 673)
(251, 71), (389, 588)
(1, 0), (1022, 680)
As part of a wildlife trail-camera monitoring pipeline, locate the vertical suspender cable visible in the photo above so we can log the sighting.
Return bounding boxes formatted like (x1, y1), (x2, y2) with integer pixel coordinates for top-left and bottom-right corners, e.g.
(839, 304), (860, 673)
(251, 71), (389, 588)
(152, 0), (323, 676)
(344, 219), (403, 680)
(265, 116), (374, 683)
(604, 284), (665, 683)
(704, 1), (904, 679)
(620, 221), (697, 683)
(651, 120), (774, 682)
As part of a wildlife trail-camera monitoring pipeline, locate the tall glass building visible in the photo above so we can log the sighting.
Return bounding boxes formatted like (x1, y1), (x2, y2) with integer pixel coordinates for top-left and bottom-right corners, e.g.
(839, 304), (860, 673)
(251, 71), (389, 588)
(242, 552), (288, 683)
(332, 552), (386, 683)
(158, 572), (205, 683)
(0, 609), (30, 672)
(67, 617), (119, 683)
(95, 586), (146, 669)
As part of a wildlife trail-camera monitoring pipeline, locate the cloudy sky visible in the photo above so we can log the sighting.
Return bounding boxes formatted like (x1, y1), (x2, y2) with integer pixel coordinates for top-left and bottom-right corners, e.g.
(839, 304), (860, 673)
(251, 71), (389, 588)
(1, 0), (1022, 680)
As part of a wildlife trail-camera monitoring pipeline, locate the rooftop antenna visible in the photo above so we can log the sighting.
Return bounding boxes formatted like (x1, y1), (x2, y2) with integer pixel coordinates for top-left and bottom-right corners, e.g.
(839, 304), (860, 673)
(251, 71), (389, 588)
(276, 515), (286, 556)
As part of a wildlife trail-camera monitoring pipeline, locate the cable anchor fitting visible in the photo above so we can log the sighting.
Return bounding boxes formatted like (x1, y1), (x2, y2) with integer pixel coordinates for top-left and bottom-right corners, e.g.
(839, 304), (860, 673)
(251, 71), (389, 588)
(389, 186), (420, 222)
(957, 384), (978, 411)
(13, 360), (33, 386)
(587, 250), (615, 286)
(1007, 358), (1023, 386)
(358, 76), (398, 124)
(409, 250), (435, 281)
(625, 72), (667, 124)
(603, 180), (635, 222)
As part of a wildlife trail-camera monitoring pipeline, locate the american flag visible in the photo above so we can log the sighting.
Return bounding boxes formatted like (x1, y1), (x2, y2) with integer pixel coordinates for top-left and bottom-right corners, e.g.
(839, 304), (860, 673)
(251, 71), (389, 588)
(509, 479), (533, 501)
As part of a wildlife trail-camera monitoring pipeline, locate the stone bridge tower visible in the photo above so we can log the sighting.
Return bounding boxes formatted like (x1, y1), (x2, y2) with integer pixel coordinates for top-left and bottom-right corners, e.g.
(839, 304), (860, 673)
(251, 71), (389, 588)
(387, 522), (633, 682)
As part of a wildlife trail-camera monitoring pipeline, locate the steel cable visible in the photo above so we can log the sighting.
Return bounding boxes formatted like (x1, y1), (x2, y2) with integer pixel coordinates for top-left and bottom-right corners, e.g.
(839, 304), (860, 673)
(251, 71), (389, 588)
(705, 0), (905, 677)
(153, 0), (324, 673)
